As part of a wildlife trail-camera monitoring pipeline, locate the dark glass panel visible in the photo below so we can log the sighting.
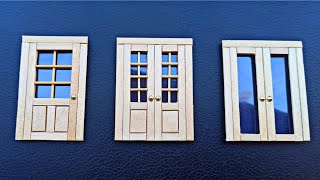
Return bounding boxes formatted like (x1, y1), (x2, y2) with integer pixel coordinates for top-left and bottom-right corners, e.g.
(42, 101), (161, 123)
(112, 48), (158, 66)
(55, 69), (72, 82)
(140, 91), (147, 102)
(271, 55), (294, 134)
(37, 69), (52, 82)
(162, 91), (168, 103)
(131, 78), (138, 88)
(36, 85), (51, 98)
(140, 78), (147, 88)
(171, 91), (178, 103)
(131, 91), (138, 102)
(171, 78), (178, 88)
(237, 55), (260, 134)
(162, 78), (168, 88)
(38, 52), (53, 65)
(54, 85), (70, 98)
(57, 51), (72, 65)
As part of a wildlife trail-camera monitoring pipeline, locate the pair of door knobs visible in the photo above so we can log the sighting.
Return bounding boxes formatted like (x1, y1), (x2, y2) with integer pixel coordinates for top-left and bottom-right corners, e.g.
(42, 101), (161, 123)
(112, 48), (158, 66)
(148, 96), (161, 102)
(260, 96), (273, 102)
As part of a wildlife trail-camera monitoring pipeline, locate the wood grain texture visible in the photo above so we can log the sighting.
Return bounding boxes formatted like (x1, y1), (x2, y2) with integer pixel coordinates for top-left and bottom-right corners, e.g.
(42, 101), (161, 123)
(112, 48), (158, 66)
(23, 36), (88, 44)
(154, 45), (162, 140)
(32, 106), (46, 132)
(122, 44), (131, 140)
(55, 106), (69, 132)
(223, 40), (302, 48)
(230, 47), (240, 141)
(147, 45), (155, 140)
(46, 106), (56, 133)
(178, 45), (186, 141)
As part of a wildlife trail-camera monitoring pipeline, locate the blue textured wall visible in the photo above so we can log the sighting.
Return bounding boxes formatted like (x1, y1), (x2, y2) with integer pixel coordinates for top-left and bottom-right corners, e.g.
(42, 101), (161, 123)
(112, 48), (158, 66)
(1, 2), (320, 179)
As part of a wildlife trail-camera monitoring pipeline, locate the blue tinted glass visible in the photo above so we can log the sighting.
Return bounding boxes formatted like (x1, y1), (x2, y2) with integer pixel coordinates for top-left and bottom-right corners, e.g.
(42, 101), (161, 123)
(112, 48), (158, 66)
(55, 69), (72, 82)
(162, 78), (168, 88)
(140, 53), (147, 63)
(162, 54), (169, 62)
(162, 66), (168, 75)
(57, 51), (72, 65)
(131, 78), (138, 88)
(140, 78), (147, 88)
(36, 85), (51, 98)
(54, 85), (70, 98)
(140, 66), (147, 75)
(162, 91), (168, 103)
(131, 66), (138, 75)
(171, 54), (178, 62)
(131, 91), (138, 102)
(140, 91), (147, 102)
(171, 91), (177, 103)
(238, 55), (259, 134)
(38, 52), (53, 65)
(131, 53), (138, 63)
(171, 66), (178, 75)
(271, 55), (294, 134)
(171, 78), (178, 88)
(37, 69), (52, 82)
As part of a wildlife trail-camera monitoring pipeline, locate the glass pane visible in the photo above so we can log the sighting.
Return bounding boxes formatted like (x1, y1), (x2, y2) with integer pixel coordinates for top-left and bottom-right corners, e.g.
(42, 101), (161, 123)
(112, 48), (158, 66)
(271, 55), (294, 134)
(131, 78), (138, 88)
(171, 78), (178, 88)
(162, 91), (168, 103)
(38, 52), (53, 65)
(54, 85), (70, 98)
(162, 54), (169, 62)
(36, 85), (51, 98)
(140, 91), (147, 102)
(171, 53), (178, 62)
(162, 66), (168, 75)
(131, 66), (138, 75)
(171, 92), (178, 103)
(140, 78), (147, 88)
(37, 69), (52, 82)
(162, 78), (168, 88)
(171, 66), (178, 75)
(140, 53), (147, 63)
(140, 67), (147, 75)
(131, 91), (138, 102)
(131, 53), (138, 63)
(55, 69), (72, 82)
(237, 55), (259, 134)
(57, 51), (72, 65)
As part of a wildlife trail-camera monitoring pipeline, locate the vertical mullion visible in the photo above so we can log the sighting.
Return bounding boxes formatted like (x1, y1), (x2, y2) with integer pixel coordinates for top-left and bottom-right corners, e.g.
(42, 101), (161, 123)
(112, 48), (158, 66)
(168, 53), (171, 103)
(138, 52), (140, 102)
(51, 51), (57, 98)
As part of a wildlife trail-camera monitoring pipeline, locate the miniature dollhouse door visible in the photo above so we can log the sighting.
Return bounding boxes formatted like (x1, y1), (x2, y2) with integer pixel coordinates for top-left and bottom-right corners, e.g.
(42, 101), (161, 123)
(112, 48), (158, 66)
(22, 43), (84, 140)
(116, 38), (194, 141)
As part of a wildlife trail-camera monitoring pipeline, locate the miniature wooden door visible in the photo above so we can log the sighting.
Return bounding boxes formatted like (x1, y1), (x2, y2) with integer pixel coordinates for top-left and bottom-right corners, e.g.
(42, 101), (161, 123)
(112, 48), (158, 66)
(16, 36), (88, 141)
(115, 38), (194, 141)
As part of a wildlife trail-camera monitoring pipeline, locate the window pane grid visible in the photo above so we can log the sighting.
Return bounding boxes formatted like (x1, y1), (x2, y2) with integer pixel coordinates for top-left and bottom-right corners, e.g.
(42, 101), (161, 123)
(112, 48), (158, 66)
(35, 50), (72, 98)
(162, 52), (178, 103)
(130, 51), (148, 102)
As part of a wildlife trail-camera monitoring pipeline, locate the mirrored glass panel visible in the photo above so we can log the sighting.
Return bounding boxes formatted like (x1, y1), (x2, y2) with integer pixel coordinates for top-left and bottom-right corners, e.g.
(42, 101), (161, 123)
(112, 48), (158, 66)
(37, 69), (52, 82)
(140, 53), (147, 63)
(140, 78), (147, 88)
(171, 78), (178, 88)
(38, 52), (53, 65)
(131, 53), (138, 63)
(36, 85), (51, 98)
(171, 53), (178, 62)
(162, 66), (168, 75)
(162, 91), (168, 103)
(54, 85), (70, 98)
(131, 78), (138, 88)
(237, 55), (259, 134)
(57, 51), (72, 65)
(140, 91), (147, 102)
(55, 69), (72, 82)
(171, 66), (178, 75)
(131, 66), (138, 75)
(171, 92), (178, 103)
(271, 55), (294, 134)
(162, 54), (169, 62)
(131, 91), (138, 102)
(162, 78), (168, 88)
(140, 67), (147, 75)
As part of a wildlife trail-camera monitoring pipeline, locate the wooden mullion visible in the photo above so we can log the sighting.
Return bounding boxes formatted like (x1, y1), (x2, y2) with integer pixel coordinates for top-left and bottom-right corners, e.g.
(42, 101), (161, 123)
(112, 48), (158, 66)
(168, 53), (171, 103)
(36, 65), (72, 68)
(51, 51), (57, 98)
(35, 82), (71, 85)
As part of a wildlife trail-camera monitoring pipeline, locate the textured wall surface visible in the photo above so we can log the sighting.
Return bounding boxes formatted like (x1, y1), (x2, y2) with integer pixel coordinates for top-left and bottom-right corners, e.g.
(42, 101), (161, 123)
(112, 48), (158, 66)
(1, 2), (320, 179)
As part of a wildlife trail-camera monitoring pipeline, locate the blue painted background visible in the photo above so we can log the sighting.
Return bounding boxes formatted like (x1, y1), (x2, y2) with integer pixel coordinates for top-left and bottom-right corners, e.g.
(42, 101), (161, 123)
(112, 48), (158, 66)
(1, 2), (320, 179)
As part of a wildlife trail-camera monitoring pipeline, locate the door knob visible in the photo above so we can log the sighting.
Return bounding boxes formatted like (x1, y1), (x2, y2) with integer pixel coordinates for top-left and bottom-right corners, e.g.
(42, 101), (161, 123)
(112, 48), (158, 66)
(155, 96), (161, 101)
(71, 95), (77, 100)
(148, 95), (154, 102)
(267, 96), (273, 102)
(260, 96), (265, 102)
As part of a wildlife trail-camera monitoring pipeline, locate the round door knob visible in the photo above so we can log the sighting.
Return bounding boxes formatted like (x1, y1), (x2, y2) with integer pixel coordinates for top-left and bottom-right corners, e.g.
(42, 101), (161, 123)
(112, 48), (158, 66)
(148, 95), (154, 102)
(267, 96), (273, 102)
(155, 96), (161, 101)
(71, 95), (77, 100)
(260, 96), (265, 102)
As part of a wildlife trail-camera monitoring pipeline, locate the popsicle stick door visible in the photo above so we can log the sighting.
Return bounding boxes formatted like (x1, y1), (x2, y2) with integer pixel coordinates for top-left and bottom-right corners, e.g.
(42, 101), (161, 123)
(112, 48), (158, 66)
(115, 38), (194, 141)
(16, 36), (88, 141)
